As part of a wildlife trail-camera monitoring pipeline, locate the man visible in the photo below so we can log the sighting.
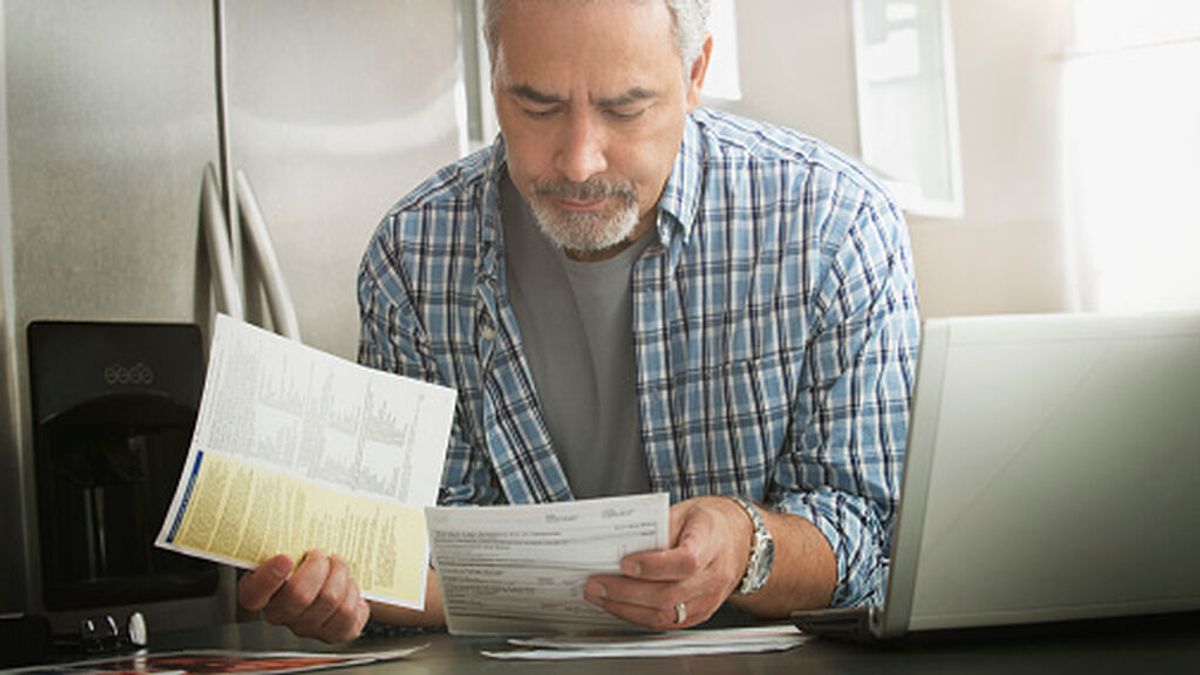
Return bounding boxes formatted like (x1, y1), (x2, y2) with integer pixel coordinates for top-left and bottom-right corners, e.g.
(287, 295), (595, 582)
(238, 0), (920, 642)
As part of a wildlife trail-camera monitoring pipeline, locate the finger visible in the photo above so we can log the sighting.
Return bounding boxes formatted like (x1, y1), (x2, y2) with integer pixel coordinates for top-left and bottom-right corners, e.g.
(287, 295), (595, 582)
(262, 550), (331, 626)
(317, 579), (370, 643)
(237, 555), (293, 612)
(587, 567), (726, 612)
(620, 528), (708, 581)
(291, 554), (351, 637)
(667, 504), (688, 547)
(591, 589), (725, 632)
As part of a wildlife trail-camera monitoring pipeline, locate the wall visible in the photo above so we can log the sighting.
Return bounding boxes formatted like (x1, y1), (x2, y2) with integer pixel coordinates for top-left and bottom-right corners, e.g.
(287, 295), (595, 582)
(714, 0), (1073, 318)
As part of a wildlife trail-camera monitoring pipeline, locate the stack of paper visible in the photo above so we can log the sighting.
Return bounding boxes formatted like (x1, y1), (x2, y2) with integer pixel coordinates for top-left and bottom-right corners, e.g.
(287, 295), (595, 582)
(481, 625), (809, 660)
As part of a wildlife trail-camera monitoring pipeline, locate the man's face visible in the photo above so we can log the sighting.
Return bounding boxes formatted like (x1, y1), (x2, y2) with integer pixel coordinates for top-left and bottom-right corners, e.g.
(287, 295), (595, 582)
(492, 0), (708, 257)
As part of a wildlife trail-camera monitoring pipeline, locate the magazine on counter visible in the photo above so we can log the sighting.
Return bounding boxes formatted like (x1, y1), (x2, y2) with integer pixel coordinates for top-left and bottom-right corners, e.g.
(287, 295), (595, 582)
(6, 646), (427, 675)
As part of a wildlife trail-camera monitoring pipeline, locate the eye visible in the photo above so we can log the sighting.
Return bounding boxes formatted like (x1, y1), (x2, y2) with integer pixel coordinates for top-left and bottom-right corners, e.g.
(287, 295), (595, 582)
(605, 107), (646, 121)
(522, 105), (560, 120)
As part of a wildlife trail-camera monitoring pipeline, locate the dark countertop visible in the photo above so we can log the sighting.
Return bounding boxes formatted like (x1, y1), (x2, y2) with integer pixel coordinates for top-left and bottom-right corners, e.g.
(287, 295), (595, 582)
(121, 610), (1200, 675)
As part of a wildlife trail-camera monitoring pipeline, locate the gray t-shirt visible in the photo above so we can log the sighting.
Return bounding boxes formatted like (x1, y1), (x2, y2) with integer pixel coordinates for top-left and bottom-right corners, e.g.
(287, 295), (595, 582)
(500, 175), (652, 499)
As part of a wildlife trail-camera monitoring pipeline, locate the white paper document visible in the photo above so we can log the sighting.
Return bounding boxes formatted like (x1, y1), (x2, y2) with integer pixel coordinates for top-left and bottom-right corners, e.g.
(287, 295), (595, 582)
(426, 493), (670, 635)
(156, 314), (455, 608)
(481, 625), (809, 660)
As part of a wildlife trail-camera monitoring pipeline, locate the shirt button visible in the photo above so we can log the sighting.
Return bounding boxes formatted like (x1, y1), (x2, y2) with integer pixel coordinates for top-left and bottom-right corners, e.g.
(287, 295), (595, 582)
(480, 326), (495, 341)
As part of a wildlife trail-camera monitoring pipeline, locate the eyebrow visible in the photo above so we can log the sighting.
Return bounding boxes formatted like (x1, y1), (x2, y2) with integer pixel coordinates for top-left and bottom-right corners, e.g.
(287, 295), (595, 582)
(507, 83), (566, 105)
(594, 87), (659, 108)
(506, 83), (659, 107)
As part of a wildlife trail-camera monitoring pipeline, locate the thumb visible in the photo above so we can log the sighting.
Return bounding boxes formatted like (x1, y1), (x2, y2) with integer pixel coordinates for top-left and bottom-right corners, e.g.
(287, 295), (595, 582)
(238, 554), (293, 611)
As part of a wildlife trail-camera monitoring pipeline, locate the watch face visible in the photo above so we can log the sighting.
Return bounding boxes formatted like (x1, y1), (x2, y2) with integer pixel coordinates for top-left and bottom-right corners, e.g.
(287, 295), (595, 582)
(761, 537), (775, 567)
(740, 534), (774, 594)
(755, 537), (775, 584)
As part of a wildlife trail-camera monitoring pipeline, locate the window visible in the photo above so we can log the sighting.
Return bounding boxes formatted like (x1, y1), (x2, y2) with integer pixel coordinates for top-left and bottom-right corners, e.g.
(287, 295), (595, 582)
(852, 0), (964, 217)
(1063, 0), (1200, 312)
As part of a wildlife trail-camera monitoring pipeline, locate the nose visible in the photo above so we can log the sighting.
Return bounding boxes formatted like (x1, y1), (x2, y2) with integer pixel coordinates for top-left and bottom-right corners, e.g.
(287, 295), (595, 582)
(555, 110), (608, 183)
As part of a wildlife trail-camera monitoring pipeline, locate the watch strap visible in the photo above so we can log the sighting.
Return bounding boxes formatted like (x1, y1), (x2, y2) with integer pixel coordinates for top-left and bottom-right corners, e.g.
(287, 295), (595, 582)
(729, 496), (773, 596)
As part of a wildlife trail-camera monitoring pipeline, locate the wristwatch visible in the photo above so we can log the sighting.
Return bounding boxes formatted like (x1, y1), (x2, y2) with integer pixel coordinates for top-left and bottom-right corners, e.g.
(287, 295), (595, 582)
(729, 496), (774, 596)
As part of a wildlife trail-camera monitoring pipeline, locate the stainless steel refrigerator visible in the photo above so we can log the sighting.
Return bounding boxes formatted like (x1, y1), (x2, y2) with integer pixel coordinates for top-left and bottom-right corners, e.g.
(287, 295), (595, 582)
(0, 0), (468, 633)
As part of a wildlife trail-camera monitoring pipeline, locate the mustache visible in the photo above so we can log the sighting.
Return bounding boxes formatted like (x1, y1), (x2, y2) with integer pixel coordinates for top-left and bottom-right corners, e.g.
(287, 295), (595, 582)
(532, 178), (636, 202)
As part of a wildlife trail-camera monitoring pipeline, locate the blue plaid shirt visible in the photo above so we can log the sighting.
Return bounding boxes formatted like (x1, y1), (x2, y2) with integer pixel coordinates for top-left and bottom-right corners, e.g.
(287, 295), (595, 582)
(358, 108), (920, 607)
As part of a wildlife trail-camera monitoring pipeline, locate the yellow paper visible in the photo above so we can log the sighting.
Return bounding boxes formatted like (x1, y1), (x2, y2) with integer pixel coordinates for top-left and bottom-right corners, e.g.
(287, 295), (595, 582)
(166, 451), (427, 605)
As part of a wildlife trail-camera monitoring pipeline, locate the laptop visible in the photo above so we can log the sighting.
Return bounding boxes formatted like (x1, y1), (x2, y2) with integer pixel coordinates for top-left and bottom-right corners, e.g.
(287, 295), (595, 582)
(792, 311), (1200, 640)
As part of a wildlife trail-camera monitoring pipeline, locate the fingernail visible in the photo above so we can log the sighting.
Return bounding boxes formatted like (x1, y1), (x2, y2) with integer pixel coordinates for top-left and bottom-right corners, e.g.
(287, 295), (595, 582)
(585, 580), (607, 601)
(621, 560), (641, 577)
(267, 556), (292, 579)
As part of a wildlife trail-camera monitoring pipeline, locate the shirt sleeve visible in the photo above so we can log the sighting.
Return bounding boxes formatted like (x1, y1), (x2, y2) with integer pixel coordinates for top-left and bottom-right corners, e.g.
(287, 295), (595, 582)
(769, 179), (921, 607)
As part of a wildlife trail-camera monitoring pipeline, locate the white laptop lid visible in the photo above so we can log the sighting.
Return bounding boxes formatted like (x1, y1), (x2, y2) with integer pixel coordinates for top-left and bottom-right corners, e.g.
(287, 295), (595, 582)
(880, 312), (1200, 637)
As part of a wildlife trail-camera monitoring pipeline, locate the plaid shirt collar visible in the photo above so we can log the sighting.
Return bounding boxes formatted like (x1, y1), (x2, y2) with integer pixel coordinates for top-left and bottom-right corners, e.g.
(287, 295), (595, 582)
(656, 110), (706, 267)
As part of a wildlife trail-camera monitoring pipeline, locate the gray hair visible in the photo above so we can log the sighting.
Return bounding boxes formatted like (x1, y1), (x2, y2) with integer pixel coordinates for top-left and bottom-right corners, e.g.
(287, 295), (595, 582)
(482, 0), (711, 76)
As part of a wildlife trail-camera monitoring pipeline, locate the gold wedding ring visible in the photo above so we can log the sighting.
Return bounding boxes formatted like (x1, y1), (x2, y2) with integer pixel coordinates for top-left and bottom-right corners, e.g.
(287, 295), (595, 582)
(674, 601), (688, 625)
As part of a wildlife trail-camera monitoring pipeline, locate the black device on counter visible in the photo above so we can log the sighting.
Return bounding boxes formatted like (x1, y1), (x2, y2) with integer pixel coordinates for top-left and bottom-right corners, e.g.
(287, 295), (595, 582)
(27, 321), (218, 612)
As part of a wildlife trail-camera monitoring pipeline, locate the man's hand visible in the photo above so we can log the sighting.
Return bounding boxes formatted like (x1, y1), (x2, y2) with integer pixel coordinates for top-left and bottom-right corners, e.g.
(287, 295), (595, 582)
(584, 496), (837, 630)
(583, 496), (752, 630)
(237, 550), (371, 643)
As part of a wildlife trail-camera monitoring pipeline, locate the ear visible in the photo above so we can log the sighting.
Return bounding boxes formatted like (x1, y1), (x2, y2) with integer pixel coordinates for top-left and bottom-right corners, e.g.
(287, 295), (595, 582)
(685, 34), (714, 111)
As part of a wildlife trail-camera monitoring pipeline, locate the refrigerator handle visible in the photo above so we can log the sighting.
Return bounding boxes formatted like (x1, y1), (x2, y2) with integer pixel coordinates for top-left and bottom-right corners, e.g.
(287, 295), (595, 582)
(201, 163), (246, 320)
(235, 169), (302, 342)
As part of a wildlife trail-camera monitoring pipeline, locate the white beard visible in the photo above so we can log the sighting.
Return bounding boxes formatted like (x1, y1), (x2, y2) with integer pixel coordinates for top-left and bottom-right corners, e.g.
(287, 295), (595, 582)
(528, 178), (640, 253)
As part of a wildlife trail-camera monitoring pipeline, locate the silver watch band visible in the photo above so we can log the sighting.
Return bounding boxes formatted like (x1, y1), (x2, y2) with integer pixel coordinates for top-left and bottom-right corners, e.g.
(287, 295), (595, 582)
(729, 496), (773, 596)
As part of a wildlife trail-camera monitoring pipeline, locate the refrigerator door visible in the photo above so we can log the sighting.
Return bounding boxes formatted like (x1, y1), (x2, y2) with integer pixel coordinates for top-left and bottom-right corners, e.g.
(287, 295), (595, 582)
(0, 0), (229, 625)
(224, 0), (468, 359)
(4, 1), (222, 326)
